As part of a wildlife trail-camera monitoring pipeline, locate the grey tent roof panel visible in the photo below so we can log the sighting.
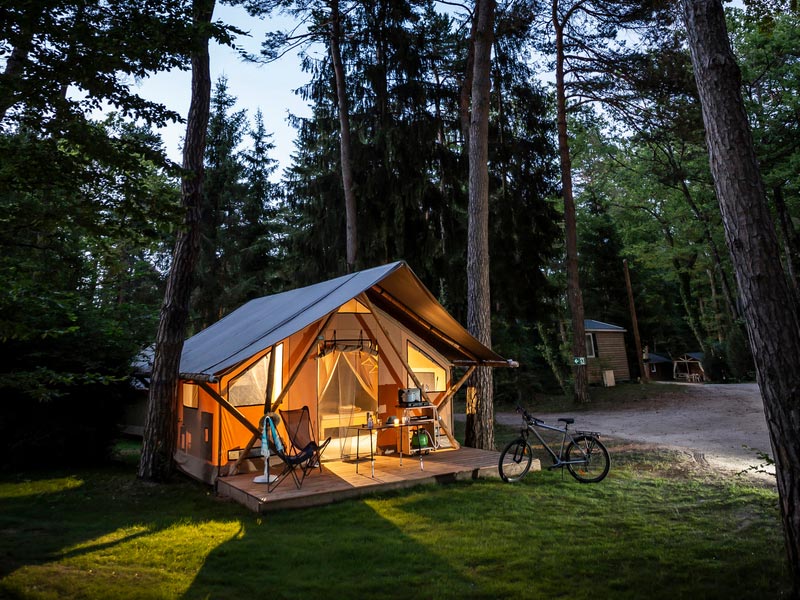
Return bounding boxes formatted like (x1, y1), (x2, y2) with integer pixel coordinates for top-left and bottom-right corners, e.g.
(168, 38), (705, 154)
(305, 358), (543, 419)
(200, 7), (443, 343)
(180, 261), (507, 379)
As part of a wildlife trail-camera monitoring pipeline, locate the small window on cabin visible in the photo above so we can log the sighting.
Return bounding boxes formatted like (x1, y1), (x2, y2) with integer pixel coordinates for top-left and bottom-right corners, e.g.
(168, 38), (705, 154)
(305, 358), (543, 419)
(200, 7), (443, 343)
(182, 383), (199, 408)
(650, 363), (657, 373)
(407, 342), (446, 392)
(228, 345), (284, 407)
(337, 299), (370, 313)
(585, 334), (598, 358)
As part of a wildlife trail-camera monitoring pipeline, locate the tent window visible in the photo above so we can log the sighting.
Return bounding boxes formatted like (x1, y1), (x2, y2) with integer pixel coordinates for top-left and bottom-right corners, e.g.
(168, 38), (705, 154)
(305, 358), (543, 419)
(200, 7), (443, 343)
(586, 334), (598, 358)
(337, 299), (370, 313)
(407, 342), (446, 392)
(182, 383), (199, 408)
(227, 345), (284, 407)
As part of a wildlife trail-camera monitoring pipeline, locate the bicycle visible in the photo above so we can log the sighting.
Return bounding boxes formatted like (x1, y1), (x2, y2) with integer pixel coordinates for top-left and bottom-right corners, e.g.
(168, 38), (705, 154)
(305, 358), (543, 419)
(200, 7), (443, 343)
(498, 406), (610, 483)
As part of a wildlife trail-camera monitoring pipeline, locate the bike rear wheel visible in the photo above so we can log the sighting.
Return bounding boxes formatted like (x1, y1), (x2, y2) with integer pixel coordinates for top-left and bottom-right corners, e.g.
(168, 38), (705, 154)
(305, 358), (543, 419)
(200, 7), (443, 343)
(565, 435), (610, 483)
(499, 438), (533, 482)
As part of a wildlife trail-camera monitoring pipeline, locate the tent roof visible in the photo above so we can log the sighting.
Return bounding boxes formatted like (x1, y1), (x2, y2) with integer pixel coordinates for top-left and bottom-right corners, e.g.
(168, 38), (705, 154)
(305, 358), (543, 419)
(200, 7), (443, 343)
(675, 352), (704, 362)
(584, 319), (626, 332)
(180, 261), (511, 380)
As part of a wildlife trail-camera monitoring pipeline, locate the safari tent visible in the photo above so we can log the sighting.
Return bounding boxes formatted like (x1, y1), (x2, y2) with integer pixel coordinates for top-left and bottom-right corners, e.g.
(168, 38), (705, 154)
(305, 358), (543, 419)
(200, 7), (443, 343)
(175, 261), (514, 485)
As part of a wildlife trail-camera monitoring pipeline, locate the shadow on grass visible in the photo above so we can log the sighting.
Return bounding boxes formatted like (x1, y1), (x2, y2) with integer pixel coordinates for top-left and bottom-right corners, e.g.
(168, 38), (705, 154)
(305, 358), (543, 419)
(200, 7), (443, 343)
(0, 446), (791, 599)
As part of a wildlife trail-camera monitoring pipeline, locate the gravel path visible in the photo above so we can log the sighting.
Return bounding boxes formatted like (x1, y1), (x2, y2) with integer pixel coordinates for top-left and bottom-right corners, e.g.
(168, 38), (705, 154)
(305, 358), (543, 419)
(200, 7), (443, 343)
(495, 383), (774, 479)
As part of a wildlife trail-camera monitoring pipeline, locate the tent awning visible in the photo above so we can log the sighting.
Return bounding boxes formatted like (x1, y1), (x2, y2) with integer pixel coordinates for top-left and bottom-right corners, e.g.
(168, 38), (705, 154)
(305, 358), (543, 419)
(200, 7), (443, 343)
(179, 261), (512, 381)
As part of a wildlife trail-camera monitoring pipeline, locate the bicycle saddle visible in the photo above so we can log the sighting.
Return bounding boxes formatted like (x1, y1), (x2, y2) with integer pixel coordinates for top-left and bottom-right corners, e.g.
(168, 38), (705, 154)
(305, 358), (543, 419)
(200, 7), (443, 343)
(558, 418), (575, 424)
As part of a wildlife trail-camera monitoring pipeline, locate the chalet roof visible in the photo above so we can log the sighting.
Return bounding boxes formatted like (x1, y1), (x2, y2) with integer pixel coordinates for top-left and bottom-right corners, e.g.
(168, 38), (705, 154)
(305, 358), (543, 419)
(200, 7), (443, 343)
(675, 352), (704, 362)
(584, 319), (627, 333)
(647, 353), (672, 364)
(179, 261), (511, 381)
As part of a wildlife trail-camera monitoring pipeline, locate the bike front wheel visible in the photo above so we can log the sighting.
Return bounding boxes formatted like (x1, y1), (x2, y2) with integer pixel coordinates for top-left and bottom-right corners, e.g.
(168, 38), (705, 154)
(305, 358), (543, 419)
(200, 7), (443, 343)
(565, 435), (610, 483)
(499, 438), (533, 482)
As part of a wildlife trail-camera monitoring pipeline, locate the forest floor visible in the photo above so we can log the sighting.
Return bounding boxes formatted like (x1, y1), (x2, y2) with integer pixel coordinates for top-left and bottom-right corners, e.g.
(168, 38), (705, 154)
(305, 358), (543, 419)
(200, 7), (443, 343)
(493, 382), (776, 484)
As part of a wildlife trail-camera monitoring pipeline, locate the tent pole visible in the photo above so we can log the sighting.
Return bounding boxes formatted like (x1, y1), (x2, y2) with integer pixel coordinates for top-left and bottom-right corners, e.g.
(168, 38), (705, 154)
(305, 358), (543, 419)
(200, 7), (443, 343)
(199, 382), (260, 437)
(354, 313), (404, 386)
(269, 312), (336, 413)
(437, 365), (476, 413)
(361, 294), (461, 449)
(371, 288), (481, 362)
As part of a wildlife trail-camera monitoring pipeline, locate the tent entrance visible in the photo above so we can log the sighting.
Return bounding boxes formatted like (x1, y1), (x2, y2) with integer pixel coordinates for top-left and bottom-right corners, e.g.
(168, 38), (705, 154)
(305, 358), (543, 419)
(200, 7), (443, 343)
(317, 343), (378, 457)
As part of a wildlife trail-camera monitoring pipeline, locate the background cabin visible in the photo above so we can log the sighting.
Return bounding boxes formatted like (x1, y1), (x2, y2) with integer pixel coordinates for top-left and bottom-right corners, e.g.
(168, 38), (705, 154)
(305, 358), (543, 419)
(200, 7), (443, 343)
(646, 352), (673, 381)
(585, 319), (631, 385)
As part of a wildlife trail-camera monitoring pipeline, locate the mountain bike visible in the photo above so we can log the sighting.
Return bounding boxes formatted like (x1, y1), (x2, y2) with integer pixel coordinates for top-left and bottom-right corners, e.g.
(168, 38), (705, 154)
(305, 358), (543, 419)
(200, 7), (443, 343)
(498, 406), (610, 483)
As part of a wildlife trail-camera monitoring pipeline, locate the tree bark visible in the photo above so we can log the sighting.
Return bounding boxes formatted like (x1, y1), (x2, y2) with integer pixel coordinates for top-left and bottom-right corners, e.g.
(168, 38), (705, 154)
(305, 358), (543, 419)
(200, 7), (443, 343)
(553, 5), (589, 403)
(138, 0), (215, 482)
(773, 184), (800, 297)
(682, 0), (800, 594)
(464, 0), (495, 450)
(329, 0), (358, 272)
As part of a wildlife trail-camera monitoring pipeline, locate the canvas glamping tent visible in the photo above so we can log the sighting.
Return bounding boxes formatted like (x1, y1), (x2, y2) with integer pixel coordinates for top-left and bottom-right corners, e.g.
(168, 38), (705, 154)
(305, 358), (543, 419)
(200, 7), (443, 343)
(175, 261), (516, 484)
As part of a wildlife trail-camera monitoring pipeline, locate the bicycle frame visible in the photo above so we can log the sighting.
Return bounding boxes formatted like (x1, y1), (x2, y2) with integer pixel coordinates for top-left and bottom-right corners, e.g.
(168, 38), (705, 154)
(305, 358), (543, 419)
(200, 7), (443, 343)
(520, 419), (593, 469)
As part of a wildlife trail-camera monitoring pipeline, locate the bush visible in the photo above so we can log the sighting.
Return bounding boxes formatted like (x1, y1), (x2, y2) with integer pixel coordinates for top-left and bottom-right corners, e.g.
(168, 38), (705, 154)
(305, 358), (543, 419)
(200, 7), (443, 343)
(702, 343), (729, 382)
(725, 323), (755, 381)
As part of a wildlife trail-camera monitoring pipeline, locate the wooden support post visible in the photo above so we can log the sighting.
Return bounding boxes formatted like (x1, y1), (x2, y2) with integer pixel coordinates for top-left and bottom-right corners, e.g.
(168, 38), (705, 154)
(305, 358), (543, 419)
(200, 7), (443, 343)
(199, 382), (260, 437)
(230, 347), (278, 475)
(436, 365), (475, 413)
(624, 259), (648, 382)
(269, 312), (335, 413)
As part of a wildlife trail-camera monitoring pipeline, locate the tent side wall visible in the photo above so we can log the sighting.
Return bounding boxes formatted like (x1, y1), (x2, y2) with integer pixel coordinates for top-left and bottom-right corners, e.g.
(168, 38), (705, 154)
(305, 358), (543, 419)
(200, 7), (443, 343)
(175, 381), (220, 484)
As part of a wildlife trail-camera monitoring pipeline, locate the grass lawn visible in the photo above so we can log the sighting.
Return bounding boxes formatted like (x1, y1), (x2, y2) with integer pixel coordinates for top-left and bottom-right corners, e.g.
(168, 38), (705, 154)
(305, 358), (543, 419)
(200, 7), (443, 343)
(0, 436), (789, 599)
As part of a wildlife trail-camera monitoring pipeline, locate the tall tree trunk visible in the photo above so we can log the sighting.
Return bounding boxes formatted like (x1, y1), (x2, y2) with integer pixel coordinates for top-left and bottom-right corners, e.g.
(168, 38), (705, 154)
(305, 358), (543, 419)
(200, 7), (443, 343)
(459, 4), (479, 142)
(774, 184), (800, 296)
(464, 0), (495, 450)
(553, 8), (589, 403)
(138, 0), (215, 482)
(329, 0), (357, 272)
(683, 0), (800, 594)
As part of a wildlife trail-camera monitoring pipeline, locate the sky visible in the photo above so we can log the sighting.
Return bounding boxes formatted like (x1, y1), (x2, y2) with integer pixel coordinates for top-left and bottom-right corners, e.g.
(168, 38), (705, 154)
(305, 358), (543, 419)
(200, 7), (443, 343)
(135, 4), (313, 179)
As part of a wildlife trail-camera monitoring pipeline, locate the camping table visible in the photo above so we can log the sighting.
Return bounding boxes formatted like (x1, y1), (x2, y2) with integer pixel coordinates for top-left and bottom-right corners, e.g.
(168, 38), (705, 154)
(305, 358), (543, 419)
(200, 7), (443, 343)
(348, 423), (414, 477)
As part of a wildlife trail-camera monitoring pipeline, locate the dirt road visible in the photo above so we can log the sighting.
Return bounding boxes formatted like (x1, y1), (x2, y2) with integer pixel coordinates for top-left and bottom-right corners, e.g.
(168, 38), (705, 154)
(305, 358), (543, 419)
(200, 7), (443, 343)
(495, 383), (774, 479)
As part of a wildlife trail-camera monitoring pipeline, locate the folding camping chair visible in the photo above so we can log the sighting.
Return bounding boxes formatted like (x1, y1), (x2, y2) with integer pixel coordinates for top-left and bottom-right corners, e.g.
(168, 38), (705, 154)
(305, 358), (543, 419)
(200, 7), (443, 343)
(279, 406), (332, 475)
(263, 415), (317, 493)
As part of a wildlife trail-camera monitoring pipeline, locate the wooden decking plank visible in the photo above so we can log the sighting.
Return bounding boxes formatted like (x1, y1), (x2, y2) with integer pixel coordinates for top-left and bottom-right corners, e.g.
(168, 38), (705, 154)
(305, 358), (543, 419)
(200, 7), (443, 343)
(216, 446), (506, 512)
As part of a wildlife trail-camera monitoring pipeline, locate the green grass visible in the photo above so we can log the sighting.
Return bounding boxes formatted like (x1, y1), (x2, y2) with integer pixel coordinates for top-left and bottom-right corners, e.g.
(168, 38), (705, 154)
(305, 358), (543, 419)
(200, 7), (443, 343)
(0, 440), (789, 599)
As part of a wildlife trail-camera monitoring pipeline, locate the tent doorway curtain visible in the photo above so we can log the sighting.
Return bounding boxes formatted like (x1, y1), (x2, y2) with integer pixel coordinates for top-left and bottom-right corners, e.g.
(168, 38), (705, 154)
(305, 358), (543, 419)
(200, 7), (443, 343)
(317, 344), (379, 457)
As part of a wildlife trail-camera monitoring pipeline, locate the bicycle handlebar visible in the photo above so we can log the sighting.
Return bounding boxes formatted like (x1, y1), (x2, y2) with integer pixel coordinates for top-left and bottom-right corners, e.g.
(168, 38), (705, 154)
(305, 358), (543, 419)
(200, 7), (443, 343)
(516, 405), (543, 426)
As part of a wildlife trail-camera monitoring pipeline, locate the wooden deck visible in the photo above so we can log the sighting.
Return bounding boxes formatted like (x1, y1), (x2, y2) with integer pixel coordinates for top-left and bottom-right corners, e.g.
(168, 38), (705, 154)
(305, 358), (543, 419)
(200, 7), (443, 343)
(217, 446), (505, 512)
